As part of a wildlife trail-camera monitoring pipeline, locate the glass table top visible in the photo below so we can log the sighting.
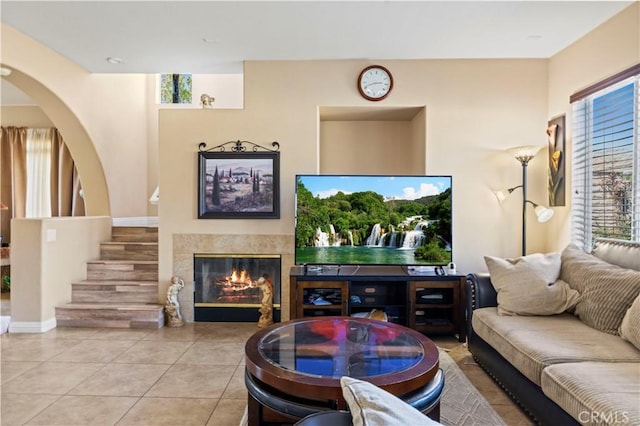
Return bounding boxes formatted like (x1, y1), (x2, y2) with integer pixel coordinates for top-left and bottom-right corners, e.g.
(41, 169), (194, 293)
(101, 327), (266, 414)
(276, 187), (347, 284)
(258, 317), (425, 379)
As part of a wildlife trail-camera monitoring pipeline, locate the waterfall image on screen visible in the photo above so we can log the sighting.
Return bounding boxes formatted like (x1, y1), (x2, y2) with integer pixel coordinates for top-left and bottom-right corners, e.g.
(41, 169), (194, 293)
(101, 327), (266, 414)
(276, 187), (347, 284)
(295, 175), (452, 266)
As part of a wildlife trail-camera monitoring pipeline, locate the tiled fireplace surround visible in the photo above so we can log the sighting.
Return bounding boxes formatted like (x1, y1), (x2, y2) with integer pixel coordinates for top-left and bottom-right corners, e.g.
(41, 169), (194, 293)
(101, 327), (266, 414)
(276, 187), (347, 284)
(173, 234), (294, 323)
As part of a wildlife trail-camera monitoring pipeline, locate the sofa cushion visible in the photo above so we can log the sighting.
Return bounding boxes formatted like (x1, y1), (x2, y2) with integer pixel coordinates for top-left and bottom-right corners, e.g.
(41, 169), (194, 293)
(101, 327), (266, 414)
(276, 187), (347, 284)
(485, 253), (579, 316)
(592, 238), (640, 271)
(620, 294), (640, 350)
(472, 308), (640, 385)
(574, 265), (640, 335)
(340, 376), (441, 426)
(541, 362), (640, 426)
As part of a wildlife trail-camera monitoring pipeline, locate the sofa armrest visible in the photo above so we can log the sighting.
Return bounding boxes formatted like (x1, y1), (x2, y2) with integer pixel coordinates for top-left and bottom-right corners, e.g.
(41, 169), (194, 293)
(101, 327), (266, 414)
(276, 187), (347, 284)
(466, 273), (497, 309)
(465, 273), (497, 341)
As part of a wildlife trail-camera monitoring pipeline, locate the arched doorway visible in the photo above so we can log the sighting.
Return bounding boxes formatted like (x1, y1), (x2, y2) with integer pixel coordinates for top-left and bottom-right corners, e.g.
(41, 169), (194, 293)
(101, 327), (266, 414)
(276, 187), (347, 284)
(1, 67), (110, 216)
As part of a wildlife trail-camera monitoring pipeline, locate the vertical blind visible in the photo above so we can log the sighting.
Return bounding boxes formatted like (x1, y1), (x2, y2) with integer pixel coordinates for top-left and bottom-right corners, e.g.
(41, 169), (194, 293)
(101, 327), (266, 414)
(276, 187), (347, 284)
(572, 72), (640, 250)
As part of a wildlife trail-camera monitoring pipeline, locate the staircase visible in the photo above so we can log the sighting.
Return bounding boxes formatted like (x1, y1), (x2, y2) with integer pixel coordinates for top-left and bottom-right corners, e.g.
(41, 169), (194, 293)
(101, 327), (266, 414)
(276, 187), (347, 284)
(55, 226), (165, 329)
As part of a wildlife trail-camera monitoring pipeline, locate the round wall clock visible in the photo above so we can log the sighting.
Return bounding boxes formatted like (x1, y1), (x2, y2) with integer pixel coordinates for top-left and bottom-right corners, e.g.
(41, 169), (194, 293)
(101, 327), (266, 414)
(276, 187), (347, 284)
(357, 65), (393, 101)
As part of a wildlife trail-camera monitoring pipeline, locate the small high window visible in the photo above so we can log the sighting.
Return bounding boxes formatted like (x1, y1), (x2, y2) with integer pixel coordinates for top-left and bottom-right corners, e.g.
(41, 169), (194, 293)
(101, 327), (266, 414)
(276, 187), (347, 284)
(160, 74), (192, 104)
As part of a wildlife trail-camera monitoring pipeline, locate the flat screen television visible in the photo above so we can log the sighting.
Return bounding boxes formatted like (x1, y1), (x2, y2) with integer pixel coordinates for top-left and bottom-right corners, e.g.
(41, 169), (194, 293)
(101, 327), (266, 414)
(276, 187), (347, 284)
(295, 175), (452, 266)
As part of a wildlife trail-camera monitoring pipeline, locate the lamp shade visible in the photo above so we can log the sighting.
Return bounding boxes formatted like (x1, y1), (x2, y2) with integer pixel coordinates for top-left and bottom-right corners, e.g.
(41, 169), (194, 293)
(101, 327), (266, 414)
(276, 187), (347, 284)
(493, 188), (511, 203)
(492, 186), (522, 203)
(508, 145), (544, 164)
(534, 205), (554, 222)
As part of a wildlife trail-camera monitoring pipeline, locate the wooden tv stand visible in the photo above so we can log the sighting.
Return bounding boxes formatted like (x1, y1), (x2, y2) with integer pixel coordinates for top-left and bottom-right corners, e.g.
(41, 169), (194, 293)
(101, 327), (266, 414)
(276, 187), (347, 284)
(289, 265), (466, 342)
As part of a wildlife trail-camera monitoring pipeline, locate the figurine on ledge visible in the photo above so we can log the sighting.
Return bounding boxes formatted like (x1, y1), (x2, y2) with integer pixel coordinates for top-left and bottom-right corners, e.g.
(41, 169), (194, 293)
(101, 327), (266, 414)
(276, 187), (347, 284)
(165, 276), (185, 327)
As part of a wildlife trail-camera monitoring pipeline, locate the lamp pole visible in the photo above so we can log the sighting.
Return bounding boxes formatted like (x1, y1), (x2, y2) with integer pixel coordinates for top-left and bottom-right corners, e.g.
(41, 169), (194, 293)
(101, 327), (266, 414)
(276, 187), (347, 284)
(501, 146), (553, 258)
(515, 153), (534, 256)
(521, 159), (528, 256)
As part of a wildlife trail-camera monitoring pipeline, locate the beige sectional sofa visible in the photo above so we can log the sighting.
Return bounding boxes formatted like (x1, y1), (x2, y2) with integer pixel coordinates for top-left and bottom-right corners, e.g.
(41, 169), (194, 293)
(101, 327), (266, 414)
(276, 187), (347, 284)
(466, 239), (640, 425)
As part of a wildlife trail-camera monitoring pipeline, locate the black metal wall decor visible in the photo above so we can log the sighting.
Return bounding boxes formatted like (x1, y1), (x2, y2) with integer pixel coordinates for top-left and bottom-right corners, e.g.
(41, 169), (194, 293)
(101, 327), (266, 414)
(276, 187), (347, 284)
(197, 140), (280, 219)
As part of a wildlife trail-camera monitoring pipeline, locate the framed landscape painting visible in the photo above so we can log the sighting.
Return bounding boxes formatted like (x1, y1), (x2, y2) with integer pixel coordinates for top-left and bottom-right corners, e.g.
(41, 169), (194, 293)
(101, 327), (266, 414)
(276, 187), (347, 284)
(198, 151), (280, 219)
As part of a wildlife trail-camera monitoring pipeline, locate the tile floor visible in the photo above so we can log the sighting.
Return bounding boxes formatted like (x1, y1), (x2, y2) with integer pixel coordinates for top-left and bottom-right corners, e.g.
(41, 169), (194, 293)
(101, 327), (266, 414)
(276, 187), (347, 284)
(0, 319), (533, 426)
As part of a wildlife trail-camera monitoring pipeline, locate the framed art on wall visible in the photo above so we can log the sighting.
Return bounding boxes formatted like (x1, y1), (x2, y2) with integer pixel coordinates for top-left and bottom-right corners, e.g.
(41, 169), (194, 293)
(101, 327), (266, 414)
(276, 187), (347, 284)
(547, 115), (566, 206)
(198, 151), (280, 219)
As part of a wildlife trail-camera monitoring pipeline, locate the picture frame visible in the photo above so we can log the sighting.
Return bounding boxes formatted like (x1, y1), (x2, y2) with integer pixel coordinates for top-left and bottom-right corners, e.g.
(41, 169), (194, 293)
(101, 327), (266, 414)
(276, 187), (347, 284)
(198, 151), (280, 219)
(547, 115), (566, 206)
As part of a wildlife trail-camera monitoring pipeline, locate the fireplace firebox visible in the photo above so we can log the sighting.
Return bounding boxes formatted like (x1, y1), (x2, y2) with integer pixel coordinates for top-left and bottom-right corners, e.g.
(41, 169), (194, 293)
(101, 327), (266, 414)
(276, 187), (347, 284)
(194, 254), (281, 322)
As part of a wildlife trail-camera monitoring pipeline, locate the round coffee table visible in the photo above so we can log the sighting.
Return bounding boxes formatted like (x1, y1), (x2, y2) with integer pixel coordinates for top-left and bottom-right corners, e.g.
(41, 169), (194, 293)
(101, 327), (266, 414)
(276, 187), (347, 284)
(244, 317), (442, 425)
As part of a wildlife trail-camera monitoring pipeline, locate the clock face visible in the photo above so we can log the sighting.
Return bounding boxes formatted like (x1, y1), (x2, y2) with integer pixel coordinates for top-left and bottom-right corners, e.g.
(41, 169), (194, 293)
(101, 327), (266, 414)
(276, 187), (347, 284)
(358, 65), (393, 101)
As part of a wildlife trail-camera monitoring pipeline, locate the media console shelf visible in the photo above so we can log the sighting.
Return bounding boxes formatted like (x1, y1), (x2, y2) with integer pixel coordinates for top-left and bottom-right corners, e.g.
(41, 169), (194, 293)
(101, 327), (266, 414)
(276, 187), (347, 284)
(289, 265), (466, 342)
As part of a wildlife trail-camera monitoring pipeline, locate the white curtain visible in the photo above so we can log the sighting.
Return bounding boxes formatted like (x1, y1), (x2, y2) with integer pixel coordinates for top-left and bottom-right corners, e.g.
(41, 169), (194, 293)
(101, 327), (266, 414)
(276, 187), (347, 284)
(25, 128), (52, 218)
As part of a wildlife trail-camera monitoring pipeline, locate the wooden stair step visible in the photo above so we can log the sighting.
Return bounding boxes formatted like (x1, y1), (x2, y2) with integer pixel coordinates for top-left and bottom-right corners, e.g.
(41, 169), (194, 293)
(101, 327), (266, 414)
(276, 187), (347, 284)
(87, 260), (158, 281)
(55, 303), (164, 329)
(72, 280), (158, 287)
(100, 242), (158, 261)
(88, 260), (158, 265)
(71, 280), (158, 303)
(58, 303), (163, 310)
(111, 227), (158, 243)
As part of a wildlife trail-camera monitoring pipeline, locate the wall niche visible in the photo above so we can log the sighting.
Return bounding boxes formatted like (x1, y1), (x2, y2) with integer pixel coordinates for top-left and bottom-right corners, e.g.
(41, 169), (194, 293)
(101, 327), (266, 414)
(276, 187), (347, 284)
(319, 106), (426, 175)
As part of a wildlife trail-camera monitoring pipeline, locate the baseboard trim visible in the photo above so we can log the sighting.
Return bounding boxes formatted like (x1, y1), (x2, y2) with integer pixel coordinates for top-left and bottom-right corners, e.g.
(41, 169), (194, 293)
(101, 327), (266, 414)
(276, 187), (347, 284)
(8, 317), (57, 333)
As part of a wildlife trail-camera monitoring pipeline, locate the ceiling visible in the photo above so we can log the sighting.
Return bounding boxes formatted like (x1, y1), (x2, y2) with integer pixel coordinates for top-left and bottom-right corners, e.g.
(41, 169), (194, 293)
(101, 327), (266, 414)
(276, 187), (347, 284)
(0, 0), (634, 105)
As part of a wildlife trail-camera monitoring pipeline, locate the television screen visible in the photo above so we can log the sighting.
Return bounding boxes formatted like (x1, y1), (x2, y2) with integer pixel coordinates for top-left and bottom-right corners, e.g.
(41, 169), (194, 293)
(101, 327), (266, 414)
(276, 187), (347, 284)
(295, 175), (452, 266)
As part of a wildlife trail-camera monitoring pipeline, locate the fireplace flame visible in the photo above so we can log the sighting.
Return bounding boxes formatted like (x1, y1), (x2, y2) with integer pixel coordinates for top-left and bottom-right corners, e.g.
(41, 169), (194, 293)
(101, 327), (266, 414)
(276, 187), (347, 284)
(226, 268), (253, 286)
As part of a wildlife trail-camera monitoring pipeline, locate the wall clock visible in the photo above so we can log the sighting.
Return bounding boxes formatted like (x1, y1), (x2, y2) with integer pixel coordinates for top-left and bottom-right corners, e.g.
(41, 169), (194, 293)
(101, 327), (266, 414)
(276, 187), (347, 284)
(357, 65), (393, 101)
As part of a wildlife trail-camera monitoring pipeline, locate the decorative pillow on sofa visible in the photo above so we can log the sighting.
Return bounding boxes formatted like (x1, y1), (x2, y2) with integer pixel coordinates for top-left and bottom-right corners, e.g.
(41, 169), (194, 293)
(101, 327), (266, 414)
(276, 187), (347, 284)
(340, 376), (441, 426)
(575, 266), (640, 335)
(485, 252), (580, 316)
(620, 294), (640, 350)
(560, 243), (608, 293)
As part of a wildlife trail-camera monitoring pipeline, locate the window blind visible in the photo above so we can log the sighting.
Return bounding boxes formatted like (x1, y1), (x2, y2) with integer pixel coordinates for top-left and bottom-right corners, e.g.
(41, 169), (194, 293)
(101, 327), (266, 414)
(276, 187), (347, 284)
(571, 74), (640, 250)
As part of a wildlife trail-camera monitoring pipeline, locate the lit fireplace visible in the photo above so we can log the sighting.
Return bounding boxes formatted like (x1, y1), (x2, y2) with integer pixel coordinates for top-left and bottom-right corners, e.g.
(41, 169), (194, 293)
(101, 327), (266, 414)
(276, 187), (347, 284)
(194, 254), (281, 322)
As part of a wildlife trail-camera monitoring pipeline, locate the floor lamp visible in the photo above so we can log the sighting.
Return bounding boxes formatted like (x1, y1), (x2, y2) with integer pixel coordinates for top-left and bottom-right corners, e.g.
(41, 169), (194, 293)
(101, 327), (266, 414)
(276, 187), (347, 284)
(494, 146), (554, 256)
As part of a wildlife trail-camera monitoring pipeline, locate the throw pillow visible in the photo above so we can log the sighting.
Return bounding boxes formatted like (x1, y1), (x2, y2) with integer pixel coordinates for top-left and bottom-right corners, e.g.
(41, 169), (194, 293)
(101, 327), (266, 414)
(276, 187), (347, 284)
(560, 243), (608, 293)
(485, 252), (580, 316)
(619, 294), (640, 350)
(340, 376), (441, 426)
(574, 266), (640, 335)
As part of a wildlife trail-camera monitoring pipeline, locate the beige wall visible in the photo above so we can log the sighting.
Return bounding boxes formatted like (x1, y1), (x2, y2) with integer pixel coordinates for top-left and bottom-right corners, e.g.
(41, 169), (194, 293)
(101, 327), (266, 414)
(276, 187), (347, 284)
(10, 216), (111, 331)
(158, 58), (550, 302)
(546, 2), (640, 252)
(0, 105), (53, 127)
(320, 120), (417, 174)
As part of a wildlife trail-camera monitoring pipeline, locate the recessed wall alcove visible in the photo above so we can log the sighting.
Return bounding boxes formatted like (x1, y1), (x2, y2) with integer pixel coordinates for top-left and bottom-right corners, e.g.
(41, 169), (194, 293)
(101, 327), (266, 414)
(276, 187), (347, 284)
(319, 106), (426, 174)
(172, 233), (294, 323)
